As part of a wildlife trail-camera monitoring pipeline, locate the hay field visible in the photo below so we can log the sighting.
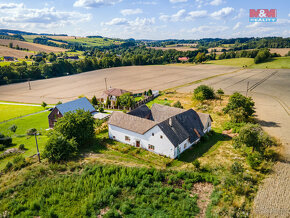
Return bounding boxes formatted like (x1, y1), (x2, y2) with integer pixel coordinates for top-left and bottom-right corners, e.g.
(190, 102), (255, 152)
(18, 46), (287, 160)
(0, 39), (67, 53)
(269, 48), (290, 56)
(148, 47), (198, 51)
(0, 46), (31, 58)
(0, 65), (238, 104)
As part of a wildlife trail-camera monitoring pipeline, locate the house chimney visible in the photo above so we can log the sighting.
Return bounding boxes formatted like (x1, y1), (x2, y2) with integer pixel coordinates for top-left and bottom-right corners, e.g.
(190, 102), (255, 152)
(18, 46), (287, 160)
(169, 118), (172, 127)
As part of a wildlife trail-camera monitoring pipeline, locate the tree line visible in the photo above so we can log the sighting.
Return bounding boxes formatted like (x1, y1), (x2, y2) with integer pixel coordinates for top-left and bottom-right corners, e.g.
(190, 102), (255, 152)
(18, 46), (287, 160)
(0, 46), (209, 85)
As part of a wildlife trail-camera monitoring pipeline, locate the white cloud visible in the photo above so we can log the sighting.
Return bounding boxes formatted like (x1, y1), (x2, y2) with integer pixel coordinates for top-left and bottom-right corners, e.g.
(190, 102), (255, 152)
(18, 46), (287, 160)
(74, 0), (122, 8)
(133, 1), (157, 5)
(0, 3), (91, 30)
(0, 3), (24, 9)
(169, 0), (188, 3)
(160, 9), (207, 22)
(121, 8), (143, 16)
(233, 22), (241, 30)
(187, 10), (207, 19)
(209, 0), (224, 6)
(103, 17), (155, 27)
(211, 7), (234, 19)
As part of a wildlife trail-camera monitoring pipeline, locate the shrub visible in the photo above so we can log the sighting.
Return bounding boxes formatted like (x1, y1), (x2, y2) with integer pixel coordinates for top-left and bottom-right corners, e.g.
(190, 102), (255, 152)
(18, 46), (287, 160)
(41, 101), (47, 109)
(216, 88), (224, 95)
(239, 123), (263, 152)
(192, 160), (200, 170)
(223, 92), (255, 122)
(0, 137), (12, 146)
(43, 132), (78, 162)
(12, 155), (28, 171)
(193, 85), (215, 100)
(103, 209), (122, 218)
(9, 124), (17, 133)
(172, 101), (183, 109)
(91, 95), (98, 106)
(4, 162), (13, 172)
(99, 107), (104, 113)
(247, 152), (263, 169)
(27, 128), (37, 135)
(230, 162), (244, 174)
(18, 144), (25, 150)
(54, 109), (95, 147)
(0, 144), (5, 151)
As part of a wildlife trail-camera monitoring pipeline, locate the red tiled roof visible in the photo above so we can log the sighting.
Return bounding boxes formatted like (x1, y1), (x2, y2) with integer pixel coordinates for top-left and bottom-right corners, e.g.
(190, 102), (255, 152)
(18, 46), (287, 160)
(178, 57), (189, 61)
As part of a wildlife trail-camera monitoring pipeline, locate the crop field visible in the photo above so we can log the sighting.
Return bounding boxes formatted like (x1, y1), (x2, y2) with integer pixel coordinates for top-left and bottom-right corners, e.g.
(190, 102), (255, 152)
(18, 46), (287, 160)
(0, 65), (238, 104)
(0, 103), (44, 122)
(0, 39), (67, 53)
(269, 48), (290, 56)
(0, 46), (32, 58)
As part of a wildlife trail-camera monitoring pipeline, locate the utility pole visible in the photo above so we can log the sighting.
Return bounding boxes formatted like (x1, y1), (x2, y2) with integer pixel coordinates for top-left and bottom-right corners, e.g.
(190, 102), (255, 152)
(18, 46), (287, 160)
(246, 81), (249, 97)
(104, 77), (108, 90)
(28, 78), (31, 90)
(34, 133), (41, 163)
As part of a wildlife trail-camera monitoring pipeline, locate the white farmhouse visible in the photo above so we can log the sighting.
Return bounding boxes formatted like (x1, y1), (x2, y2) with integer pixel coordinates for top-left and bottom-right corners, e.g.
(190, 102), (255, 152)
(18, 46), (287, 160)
(108, 104), (212, 159)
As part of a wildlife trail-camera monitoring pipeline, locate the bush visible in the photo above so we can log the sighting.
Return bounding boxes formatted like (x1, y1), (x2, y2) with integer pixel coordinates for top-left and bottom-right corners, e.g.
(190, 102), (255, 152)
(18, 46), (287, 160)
(99, 107), (104, 113)
(247, 152), (263, 169)
(192, 160), (200, 170)
(172, 101), (183, 109)
(4, 161), (13, 172)
(91, 95), (98, 105)
(216, 88), (224, 95)
(0, 137), (12, 146)
(12, 155), (28, 171)
(239, 123), (263, 152)
(18, 144), (25, 150)
(0, 144), (5, 151)
(193, 85), (215, 100)
(230, 162), (244, 174)
(9, 124), (17, 133)
(43, 132), (78, 162)
(103, 209), (122, 218)
(54, 109), (95, 147)
(223, 92), (255, 122)
(27, 128), (37, 136)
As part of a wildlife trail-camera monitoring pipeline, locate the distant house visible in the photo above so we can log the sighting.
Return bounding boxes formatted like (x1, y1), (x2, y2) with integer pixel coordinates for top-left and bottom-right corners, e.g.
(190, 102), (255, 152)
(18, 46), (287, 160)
(3, 56), (15, 61)
(102, 88), (131, 106)
(65, 56), (79, 60)
(178, 57), (189, 62)
(48, 97), (96, 128)
(108, 104), (212, 159)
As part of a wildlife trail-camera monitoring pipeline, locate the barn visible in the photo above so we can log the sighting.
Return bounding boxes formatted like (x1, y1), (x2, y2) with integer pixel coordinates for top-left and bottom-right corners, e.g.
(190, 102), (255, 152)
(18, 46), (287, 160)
(48, 97), (96, 128)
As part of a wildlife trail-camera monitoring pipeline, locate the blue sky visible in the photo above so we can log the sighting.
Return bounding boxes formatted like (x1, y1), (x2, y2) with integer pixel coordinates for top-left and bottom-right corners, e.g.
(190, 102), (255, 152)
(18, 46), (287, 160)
(0, 0), (289, 39)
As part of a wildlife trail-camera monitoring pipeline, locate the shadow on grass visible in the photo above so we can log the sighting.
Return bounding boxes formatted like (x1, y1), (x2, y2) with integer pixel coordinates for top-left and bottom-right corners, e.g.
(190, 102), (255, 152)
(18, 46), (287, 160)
(178, 131), (231, 163)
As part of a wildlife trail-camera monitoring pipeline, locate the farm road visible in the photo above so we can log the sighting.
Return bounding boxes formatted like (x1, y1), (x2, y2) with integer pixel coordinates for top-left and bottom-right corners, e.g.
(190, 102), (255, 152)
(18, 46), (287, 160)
(178, 68), (290, 217)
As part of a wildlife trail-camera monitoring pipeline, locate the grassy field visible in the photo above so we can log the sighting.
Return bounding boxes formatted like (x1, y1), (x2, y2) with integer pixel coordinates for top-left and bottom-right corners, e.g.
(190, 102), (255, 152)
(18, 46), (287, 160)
(0, 92), (279, 217)
(0, 112), (49, 170)
(206, 58), (254, 67)
(0, 104), (44, 122)
(206, 57), (290, 69)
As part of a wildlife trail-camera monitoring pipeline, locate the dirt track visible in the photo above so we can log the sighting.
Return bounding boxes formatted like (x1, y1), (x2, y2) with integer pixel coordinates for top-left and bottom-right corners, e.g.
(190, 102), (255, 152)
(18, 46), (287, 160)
(0, 65), (238, 104)
(178, 68), (290, 217)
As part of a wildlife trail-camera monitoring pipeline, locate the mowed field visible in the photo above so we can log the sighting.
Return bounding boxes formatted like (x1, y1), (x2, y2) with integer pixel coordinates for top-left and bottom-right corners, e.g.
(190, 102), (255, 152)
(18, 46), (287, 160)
(0, 39), (67, 53)
(0, 46), (32, 58)
(0, 65), (238, 104)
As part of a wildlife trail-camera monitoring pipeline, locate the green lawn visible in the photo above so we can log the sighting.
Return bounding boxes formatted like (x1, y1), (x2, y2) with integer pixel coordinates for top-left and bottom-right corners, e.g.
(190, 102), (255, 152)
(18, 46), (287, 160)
(249, 57), (290, 69)
(146, 98), (173, 108)
(0, 112), (49, 170)
(206, 58), (254, 67)
(0, 104), (44, 122)
(206, 57), (290, 69)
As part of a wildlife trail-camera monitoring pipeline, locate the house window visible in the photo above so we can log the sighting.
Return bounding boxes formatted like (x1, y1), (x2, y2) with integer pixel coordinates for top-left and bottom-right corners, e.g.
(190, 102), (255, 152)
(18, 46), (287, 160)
(148, 144), (155, 150)
(160, 135), (163, 139)
(113, 136), (116, 139)
(125, 136), (130, 142)
(152, 133), (154, 136)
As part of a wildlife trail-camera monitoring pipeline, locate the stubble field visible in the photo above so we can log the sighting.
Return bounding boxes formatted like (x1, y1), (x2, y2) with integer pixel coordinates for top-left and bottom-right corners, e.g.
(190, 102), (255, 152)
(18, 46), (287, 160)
(0, 46), (32, 58)
(0, 39), (67, 53)
(0, 65), (238, 104)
